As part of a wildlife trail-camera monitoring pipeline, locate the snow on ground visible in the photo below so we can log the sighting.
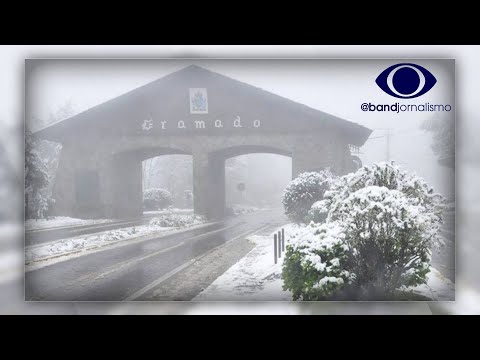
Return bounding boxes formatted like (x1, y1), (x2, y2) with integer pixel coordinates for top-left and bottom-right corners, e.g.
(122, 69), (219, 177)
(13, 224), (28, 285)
(195, 223), (454, 302)
(406, 268), (455, 301)
(25, 215), (206, 266)
(230, 205), (262, 215)
(194, 223), (301, 301)
(25, 209), (194, 231)
(25, 216), (112, 231)
(144, 208), (193, 215)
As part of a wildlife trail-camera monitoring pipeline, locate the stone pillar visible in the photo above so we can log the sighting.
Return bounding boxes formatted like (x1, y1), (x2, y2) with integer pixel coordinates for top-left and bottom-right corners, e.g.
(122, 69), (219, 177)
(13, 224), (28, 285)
(209, 154), (226, 219)
(192, 152), (209, 218)
(192, 152), (226, 220)
(110, 154), (143, 219)
(52, 141), (112, 219)
(51, 145), (76, 217)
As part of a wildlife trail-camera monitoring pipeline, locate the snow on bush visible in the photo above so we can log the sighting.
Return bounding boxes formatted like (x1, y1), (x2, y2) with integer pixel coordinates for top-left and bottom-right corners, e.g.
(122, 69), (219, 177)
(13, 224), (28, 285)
(143, 188), (173, 211)
(282, 222), (354, 300)
(282, 162), (445, 300)
(308, 199), (330, 224)
(282, 170), (336, 223)
(326, 162), (443, 221)
(149, 211), (204, 228)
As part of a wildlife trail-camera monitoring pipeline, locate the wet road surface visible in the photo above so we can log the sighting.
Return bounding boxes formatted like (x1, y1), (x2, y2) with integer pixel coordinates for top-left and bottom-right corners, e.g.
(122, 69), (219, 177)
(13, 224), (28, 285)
(25, 209), (287, 301)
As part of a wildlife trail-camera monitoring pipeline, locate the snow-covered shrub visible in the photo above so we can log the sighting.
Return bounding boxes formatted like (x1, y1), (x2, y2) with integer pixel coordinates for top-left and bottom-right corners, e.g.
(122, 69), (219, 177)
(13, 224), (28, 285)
(307, 199), (330, 224)
(143, 188), (173, 210)
(282, 170), (336, 223)
(282, 222), (354, 300)
(149, 212), (204, 228)
(334, 186), (438, 298)
(282, 162), (445, 300)
(325, 162), (444, 224)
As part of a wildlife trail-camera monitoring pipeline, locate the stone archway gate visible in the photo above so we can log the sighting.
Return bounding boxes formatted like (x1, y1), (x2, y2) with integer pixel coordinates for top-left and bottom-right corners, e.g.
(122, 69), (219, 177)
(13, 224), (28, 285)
(35, 65), (372, 220)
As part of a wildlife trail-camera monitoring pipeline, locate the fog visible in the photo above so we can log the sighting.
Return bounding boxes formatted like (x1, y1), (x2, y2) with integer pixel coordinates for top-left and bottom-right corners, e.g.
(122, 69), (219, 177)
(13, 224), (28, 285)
(142, 154), (291, 212)
(25, 59), (454, 200)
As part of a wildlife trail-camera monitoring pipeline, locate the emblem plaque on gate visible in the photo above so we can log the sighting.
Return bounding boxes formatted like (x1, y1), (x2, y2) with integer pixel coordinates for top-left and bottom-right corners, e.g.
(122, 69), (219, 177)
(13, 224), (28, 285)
(189, 88), (208, 114)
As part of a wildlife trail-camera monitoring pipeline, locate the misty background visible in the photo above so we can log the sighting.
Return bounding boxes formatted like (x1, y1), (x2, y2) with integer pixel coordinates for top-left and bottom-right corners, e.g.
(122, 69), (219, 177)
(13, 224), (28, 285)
(24, 59), (454, 218)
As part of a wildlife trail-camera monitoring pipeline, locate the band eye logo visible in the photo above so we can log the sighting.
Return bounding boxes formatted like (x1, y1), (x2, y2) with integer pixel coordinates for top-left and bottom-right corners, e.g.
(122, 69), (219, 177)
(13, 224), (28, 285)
(376, 63), (437, 99)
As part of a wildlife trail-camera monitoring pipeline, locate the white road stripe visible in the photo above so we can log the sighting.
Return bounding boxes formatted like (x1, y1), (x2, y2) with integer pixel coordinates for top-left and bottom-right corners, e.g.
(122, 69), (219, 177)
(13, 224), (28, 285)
(88, 223), (242, 283)
(26, 221), (222, 271)
(48, 223), (241, 295)
(124, 223), (272, 301)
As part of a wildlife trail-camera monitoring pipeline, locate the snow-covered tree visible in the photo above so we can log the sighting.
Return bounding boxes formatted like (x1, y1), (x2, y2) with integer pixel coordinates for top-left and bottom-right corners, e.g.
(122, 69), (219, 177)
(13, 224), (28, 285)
(25, 101), (73, 219)
(143, 188), (173, 210)
(421, 113), (454, 168)
(282, 170), (336, 223)
(282, 162), (445, 300)
(25, 130), (50, 219)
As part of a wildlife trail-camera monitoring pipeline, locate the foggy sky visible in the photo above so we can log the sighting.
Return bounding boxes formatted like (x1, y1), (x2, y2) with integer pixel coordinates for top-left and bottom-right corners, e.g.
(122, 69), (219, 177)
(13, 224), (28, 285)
(24, 58), (455, 197)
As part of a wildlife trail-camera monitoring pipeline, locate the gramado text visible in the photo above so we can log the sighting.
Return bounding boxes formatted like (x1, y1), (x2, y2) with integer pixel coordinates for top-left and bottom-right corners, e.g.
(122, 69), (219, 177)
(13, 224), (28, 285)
(141, 116), (261, 131)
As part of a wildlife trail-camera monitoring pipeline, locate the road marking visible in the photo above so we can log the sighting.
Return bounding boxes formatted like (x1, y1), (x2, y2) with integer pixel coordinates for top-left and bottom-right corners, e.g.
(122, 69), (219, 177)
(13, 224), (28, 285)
(83, 223), (242, 284)
(84, 242), (186, 283)
(64, 224), (239, 287)
(38, 242), (187, 300)
(25, 221), (222, 272)
(123, 258), (197, 301)
(29, 222), (242, 300)
(124, 223), (272, 301)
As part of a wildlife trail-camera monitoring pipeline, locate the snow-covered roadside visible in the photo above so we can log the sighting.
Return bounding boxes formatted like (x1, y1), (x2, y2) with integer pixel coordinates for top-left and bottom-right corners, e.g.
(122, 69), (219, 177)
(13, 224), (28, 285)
(25, 209), (195, 231)
(404, 268), (455, 301)
(194, 224), (301, 301)
(26, 216), (113, 231)
(25, 216), (206, 267)
(144, 208), (193, 215)
(230, 205), (262, 215)
(194, 223), (454, 301)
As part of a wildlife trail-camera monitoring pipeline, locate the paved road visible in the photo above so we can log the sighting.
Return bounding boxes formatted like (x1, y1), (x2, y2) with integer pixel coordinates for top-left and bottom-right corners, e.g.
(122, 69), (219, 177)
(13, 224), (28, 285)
(25, 209), (287, 301)
(24, 208), (456, 302)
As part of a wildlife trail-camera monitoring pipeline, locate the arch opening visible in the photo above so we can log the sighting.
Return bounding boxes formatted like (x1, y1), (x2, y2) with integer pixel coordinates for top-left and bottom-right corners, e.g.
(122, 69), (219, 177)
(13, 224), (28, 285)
(200, 145), (293, 220)
(110, 147), (192, 219)
(142, 154), (193, 214)
(225, 153), (292, 216)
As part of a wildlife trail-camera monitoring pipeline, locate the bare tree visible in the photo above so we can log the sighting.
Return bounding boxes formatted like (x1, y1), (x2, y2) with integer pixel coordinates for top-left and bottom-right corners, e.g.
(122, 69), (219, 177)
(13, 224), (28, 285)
(421, 113), (454, 168)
